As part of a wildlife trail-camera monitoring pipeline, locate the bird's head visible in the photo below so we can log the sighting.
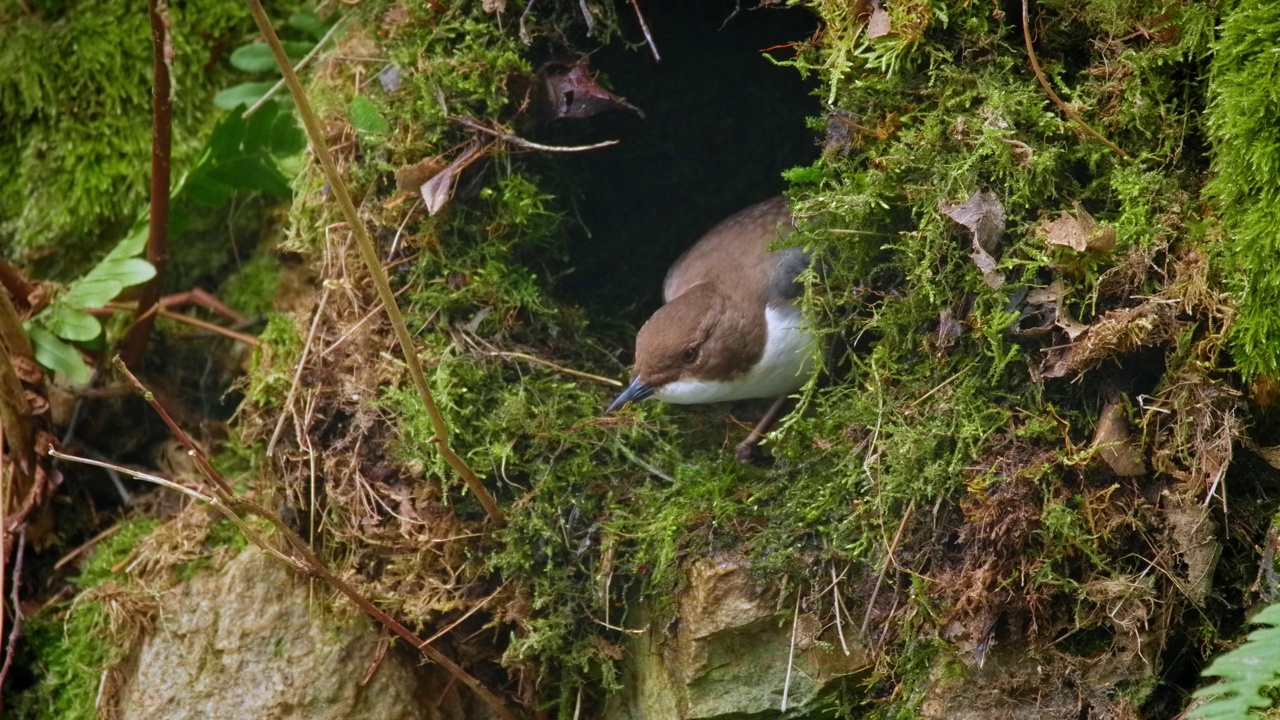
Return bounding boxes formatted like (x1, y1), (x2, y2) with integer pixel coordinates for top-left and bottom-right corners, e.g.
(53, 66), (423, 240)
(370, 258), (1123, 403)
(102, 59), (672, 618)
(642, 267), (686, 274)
(608, 285), (764, 412)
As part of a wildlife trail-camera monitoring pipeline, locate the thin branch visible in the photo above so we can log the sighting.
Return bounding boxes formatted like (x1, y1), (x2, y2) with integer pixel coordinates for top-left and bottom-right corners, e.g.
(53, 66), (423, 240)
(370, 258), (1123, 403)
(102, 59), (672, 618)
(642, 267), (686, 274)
(781, 589), (800, 712)
(243, 0), (503, 524)
(451, 116), (619, 153)
(1021, 0), (1127, 158)
(0, 527), (25, 692)
(118, 0), (174, 369)
(576, 0), (595, 36)
(630, 0), (661, 62)
(860, 499), (914, 636)
(46, 448), (214, 502)
(243, 16), (346, 118)
(156, 307), (262, 347)
(831, 563), (850, 656)
(484, 351), (623, 387)
(267, 285), (330, 457)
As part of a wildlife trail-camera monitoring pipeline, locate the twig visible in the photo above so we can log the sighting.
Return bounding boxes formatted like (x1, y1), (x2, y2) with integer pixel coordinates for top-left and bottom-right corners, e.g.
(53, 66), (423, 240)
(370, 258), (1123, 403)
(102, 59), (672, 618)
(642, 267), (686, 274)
(831, 564), (850, 656)
(418, 582), (507, 648)
(156, 307), (262, 347)
(860, 499), (914, 636)
(485, 351), (623, 387)
(1021, 0), (1127, 158)
(47, 448), (214, 503)
(267, 285), (330, 457)
(518, 0), (536, 45)
(243, 16), (346, 118)
(452, 116), (619, 153)
(54, 523), (125, 571)
(0, 527), (25, 692)
(630, 0), (660, 62)
(577, 0), (595, 35)
(781, 589), (800, 712)
(244, 0), (504, 524)
(118, 0), (174, 369)
(0, 444), (7, 692)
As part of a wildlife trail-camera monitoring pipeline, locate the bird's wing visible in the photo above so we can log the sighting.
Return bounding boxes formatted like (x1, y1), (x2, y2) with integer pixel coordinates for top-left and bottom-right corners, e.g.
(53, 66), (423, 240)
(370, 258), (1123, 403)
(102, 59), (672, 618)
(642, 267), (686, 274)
(663, 197), (795, 303)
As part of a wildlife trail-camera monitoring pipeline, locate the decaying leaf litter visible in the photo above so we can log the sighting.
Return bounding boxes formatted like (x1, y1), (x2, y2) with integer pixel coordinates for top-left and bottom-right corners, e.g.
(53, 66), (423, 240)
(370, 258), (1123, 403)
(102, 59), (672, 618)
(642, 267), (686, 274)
(10, 0), (1280, 718)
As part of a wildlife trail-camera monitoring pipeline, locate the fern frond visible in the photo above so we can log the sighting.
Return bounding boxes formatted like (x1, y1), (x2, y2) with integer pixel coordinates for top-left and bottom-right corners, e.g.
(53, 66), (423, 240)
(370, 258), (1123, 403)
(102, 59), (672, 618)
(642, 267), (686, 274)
(1191, 603), (1280, 719)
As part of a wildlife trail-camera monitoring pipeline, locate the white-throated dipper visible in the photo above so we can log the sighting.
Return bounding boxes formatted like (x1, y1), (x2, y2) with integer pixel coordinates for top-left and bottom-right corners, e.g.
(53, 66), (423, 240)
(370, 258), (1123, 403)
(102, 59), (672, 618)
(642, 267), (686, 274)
(607, 196), (814, 463)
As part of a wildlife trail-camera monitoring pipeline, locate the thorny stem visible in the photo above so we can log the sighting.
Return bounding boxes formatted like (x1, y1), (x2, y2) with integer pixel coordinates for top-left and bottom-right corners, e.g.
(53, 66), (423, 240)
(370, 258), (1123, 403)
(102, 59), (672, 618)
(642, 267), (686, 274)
(241, 0), (504, 524)
(118, 0), (174, 369)
(1021, 0), (1127, 159)
(101, 364), (521, 720)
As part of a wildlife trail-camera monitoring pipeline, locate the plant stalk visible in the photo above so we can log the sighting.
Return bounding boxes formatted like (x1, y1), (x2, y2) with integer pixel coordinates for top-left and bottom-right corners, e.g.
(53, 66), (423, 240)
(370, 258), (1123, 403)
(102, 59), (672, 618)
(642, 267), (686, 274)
(242, 0), (503, 524)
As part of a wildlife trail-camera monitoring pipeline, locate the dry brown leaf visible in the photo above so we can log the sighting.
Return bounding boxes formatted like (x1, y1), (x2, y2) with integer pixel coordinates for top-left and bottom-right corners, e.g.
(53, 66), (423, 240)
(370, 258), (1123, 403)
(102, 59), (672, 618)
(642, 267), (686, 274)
(395, 156), (446, 195)
(536, 58), (643, 122)
(868, 1), (892, 38)
(1042, 203), (1116, 253)
(942, 190), (1006, 289)
(1091, 395), (1146, 476)
(421, 143), (486, 216)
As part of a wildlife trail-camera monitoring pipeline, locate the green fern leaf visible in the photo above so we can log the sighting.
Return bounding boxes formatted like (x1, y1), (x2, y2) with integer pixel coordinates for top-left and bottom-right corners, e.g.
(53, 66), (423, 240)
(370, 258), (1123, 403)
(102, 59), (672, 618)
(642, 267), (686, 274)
(1191, 603), (1280, 718)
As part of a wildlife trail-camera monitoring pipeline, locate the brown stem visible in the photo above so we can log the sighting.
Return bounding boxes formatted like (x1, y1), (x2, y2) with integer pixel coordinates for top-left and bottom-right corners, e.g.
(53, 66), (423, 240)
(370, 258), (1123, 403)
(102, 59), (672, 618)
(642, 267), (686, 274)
(118, 0), (174, 369)
(106, 362), (521, 720)
(1021, 0), (1127, 159)
(242, 0), (503, 524)
(0, 262), (36, 310)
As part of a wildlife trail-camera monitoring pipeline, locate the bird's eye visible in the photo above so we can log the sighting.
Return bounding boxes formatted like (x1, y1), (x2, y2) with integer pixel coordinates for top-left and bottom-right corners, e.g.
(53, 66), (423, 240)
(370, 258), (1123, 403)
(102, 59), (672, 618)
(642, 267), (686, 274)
(681, 347), (698, 364)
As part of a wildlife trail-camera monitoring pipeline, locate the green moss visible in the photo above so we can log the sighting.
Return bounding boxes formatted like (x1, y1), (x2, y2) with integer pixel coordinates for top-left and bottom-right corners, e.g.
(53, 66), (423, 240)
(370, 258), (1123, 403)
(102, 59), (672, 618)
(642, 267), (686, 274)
(10, 518), (158, 720)
(219, 249), (283, 318)
(1204, 0), (1280, 379)
(248, 0), (1258, 715)
(0, 0), (297, 270)
(246, 312), (302, 407)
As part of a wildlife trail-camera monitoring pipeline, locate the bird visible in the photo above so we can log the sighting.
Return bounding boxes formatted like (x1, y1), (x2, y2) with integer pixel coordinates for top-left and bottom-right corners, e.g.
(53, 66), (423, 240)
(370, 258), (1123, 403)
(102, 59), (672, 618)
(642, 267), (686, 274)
(607, 196), (815, 463)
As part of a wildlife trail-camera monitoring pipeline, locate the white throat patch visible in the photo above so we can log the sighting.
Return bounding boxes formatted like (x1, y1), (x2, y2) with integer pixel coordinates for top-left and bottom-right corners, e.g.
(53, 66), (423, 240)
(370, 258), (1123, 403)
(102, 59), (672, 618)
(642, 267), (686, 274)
(654, 305), (815, 404)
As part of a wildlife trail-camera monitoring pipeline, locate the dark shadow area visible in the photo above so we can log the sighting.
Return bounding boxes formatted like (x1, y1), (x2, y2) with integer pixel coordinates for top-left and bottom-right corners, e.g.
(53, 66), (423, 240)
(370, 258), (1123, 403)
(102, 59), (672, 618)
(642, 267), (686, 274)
(544, 0), (822, 333)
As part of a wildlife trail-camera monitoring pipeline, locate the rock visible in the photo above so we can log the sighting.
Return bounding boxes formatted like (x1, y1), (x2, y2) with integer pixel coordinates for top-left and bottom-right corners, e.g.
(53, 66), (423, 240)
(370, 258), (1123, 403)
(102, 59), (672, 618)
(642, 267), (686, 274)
(117, 548), (491, 720)
(605, 554), (869, 719)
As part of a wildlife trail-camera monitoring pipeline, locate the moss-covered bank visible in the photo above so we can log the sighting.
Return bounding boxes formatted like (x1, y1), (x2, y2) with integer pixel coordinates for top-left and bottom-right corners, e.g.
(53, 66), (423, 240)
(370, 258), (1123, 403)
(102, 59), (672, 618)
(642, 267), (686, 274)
(12, 0), (1280, 717)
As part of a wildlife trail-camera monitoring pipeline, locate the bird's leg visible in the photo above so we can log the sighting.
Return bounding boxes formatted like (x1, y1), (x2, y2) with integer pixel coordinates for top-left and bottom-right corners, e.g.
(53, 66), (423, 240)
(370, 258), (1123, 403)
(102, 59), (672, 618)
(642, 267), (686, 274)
(736, 395), (794, 466)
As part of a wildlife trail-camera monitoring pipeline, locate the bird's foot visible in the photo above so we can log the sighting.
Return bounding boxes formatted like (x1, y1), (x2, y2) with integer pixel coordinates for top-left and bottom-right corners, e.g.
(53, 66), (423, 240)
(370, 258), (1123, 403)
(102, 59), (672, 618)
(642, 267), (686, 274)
(735, 439), (775, 467)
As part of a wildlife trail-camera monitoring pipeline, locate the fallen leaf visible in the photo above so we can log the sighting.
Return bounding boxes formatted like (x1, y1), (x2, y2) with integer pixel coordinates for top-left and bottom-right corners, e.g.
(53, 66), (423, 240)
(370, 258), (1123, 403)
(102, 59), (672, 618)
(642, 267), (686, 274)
(942, 190), (1006, 289)
(1042, 202), (1116, 253)
(395, 156), (446, 195)
(868, 1), (892, 38)
(421, 143), (487, 215)
(536, 58), (644, 122)
(1091, 394), (1146, 476)
(936, 308), (963, 350)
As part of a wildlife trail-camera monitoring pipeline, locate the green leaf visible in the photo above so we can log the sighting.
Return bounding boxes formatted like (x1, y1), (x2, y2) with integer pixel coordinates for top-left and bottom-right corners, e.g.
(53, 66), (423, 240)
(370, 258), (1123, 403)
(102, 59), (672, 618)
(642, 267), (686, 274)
(229, 41), (313, 73)
(230, 44), (278, 73)
(214, 82), (277, 110)
(206, 157), (292, 197)
(1191, 603), (1280, 718)
(267, 108), (306, 155)
(27, 326), (91, 384)
(106, 223), (149, 260)
(287, 8), (331, 40)
(46, 305), (102, 342)
(348, 96), (390, 134)
(64, 258), (156, 309)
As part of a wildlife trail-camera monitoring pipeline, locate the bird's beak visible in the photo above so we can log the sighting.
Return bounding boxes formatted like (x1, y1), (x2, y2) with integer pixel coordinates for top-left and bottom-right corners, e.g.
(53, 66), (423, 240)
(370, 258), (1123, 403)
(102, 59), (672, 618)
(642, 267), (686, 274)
(607, 377), (654, 414)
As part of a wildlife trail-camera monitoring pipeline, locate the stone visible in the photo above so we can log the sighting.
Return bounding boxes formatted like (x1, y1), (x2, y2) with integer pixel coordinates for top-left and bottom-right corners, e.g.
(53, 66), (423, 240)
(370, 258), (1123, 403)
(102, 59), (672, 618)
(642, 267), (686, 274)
(605, 553), (869, 719)
(116, 548), (492, 720)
